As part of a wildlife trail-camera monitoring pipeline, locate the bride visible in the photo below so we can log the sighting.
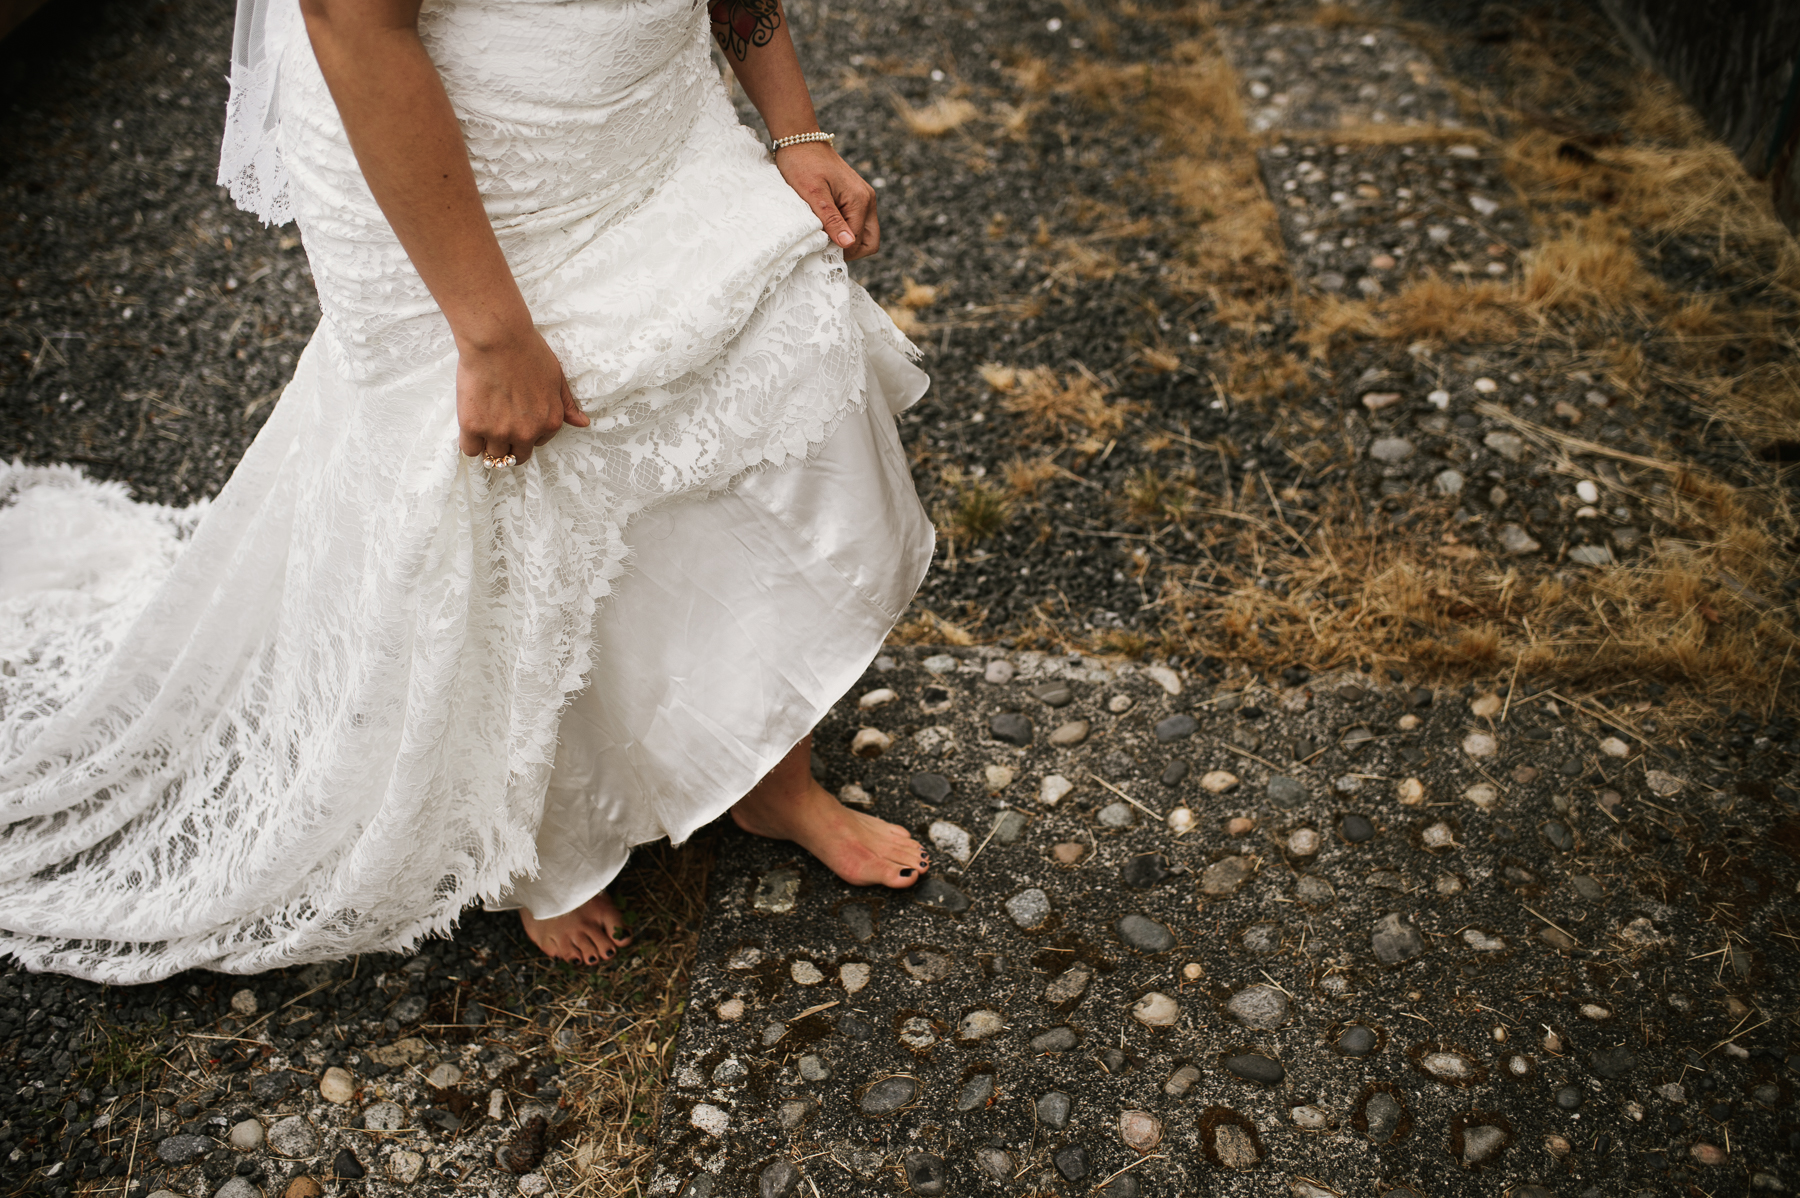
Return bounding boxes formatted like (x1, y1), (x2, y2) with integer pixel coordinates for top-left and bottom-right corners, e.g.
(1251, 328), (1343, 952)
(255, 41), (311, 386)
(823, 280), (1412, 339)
(0, 0), (934, 982)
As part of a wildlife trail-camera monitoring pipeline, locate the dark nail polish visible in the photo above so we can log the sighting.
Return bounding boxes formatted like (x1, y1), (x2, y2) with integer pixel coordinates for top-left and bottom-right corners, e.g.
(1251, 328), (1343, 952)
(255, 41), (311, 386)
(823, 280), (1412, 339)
(900, 868), (915, 877)
(605, 948), (614, 959)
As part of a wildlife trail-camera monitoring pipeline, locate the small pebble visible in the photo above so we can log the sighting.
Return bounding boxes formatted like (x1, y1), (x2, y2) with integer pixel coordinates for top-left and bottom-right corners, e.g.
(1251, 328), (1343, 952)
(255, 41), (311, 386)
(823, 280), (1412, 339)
(1340, 814), (1374, 842)
(851, 727), (892, 758)
(1035, 1091), (1073, 1129)
(790, 960), (823, 985)
(839, 962), (870, 994)
(1266, 775), (1307, 806)
(319, 1067), (356, 1104)
(1225, 816), (1255, 835)
(1470, 693), (1502, 718)
(1160, 760), (1190, 786)
(1691, 1143), (1727, 1166)
(859, 1076), (918, 1116)
(984, 659), (1015, 684)
(1396, 777), (1424, 804)
(1145, 665), (1183, 695)
(427, 1062), (464, 1088)
(1107, 694), (1134, 713)
(1464, 782), (1499, 811)
(229, 1119), (264, 1150)
(1030, 1026), (1078, 1053)
(1098, 801), (1134, 827)
(717, 998), (745, 1021)
(1051, 841), (1086, 864)
(1131, 992), (1180, 1028)
(1224, 1053), (1285, 1084)
(859, 688), (898, 709)
(1163, 1063), (1201, 1097)
(1006, 888), (1052, 929)
(1337, 1026), (1377, 1057)
(1599, 736), (1630, 757)
(1462, 731), (1498, 757)
(1120, 1110), (1162, 1152)
(1049, 720), (1091, 747)
(928, 820), (972, 864)
(1040, 774), (1074, 806)
(1116, 914), (1176, 953)
(1287, 827), (1320, 855)
(1166, 806), (1196, 833)
(229, 989), (258, 1017)
(1201, 770), (1239, 793)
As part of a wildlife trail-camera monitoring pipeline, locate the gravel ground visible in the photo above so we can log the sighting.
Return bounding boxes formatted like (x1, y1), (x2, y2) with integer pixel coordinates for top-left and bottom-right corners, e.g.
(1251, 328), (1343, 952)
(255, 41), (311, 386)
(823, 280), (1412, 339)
(1, 0), (1798, 1194)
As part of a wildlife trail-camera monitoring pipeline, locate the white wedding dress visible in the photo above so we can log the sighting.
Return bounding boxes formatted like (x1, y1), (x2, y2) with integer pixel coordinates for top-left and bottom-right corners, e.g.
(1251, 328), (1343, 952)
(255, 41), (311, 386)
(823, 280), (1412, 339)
(0, 0), (933, 982)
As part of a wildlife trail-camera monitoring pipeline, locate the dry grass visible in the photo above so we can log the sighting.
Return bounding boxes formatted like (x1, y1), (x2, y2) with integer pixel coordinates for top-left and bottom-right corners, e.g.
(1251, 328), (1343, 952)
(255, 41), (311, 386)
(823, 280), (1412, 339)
(522, 838), (713, 1197)
(891, 95), (979, 137)
(1379, 273), (1520, 344)
(982, 363), (1126, 440)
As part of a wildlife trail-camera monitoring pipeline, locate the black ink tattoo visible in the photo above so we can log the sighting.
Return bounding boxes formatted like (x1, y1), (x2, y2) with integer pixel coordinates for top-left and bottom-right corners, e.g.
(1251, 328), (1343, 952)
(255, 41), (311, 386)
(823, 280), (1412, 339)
(709, 0), (782, 61)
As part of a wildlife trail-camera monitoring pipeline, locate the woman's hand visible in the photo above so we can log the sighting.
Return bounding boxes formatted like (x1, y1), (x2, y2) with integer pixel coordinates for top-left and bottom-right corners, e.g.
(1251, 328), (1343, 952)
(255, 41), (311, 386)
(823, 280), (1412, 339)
(455, 326), (589, 466)
(774, 141), (881, 261)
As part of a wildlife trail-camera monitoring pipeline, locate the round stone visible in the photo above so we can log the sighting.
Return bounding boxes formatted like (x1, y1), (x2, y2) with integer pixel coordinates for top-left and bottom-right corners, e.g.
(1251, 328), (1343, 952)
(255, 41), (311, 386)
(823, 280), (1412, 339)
(798, 1055), (831, 1082)
(1337, 1026), (1377, 1056)
(215, 1181), (262, 1198)
(859, 687), (898, 709)
(319, 1066), (356, 1104)
(1160, 760), (1189, 786)
(984, 764), (1015, 793)
(759, 1159), (801, 1198)
(1035, 1091), (1073, 1129)
(1291, 1105), (1331, 1131)
(1267, 775), (1307, 806)
(910, 773), (952, 802)
(1422, 821), (1455, 849)
(1224, 1053), (1285, 1084)
(717, 998), (745, 1021)
(1555, 1086), (1584, 1110)
(1201, 770), (1239, 793)
(956, 1074), (995, 1112)
(851, 727), (892, 757)
(985, 659), (1016, 684)
(1108, 694), (1134, 713)
(228, 1118), (264, 1150)
(1226, 984), (1289, 1029)
(1098, 801), (1135, 828)
(1370, 436), (1414, 463)
(1421, 1051), (1475, 1080)
(976, 1147), (1014, 1183)
(860, 1076), (918, 1116)
(1030, 1026), (1078, 1053)
(363, 1102), (405, 1132)
(1463, 732), (1498, 758)
(990, 713), (1034, 746)
(1461, 1124), (1507, 1165)
(1116, 914), (1176, 953)
(229, 988), (258, 1017)
(958, 1010), (1005, 1040)
(1131, 992), (1180, 1028)
(1155, 713), (1199, 741)
(1049, 720), (1091, 747)
(1691, 1143), (1728, 1166)
(927, 820), (971, 863)
(1200, 855), (1253, 896)
(1053, 1145), (1090, 1181)
(1287, 828), (1320, 855)
(267, 1115), (321, 1158)
(1120, 1110), (1161, 1152)
(1225, 816), (1255, 835)
(1005, 888), (1051, 929)
(427, 1062), (464, 1089)
(898, 1016), (937, 1050)
(1163, 1063), (1201, 1096)
(1600, 736), (1630, 757)
(1464, 782), (1500, 810)
(1167, 806), (1196, 833)
(1341, 814), (1374, 842)
(1043, 965), (1093, 1004)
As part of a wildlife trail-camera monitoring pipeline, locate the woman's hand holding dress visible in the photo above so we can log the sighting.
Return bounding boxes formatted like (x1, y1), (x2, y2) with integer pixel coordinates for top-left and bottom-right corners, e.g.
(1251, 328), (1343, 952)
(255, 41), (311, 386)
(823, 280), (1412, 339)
(300, 0), (588, 466)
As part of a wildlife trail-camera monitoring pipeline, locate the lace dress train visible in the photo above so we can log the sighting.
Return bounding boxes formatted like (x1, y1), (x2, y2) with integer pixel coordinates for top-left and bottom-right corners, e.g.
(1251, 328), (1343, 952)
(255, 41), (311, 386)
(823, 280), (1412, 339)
(0, 0), (931, 981)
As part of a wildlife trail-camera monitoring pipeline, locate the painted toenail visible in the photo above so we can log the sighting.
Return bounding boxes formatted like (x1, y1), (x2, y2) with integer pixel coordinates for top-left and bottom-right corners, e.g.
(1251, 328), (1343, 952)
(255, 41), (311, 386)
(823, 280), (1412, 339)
(900, 868), (914, 877)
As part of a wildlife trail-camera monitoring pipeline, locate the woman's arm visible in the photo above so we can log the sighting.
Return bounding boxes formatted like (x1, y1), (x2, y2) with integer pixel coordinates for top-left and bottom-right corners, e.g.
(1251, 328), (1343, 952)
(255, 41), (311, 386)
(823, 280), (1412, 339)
(711, 0), (880, 261)
(299, 0), (586, 465)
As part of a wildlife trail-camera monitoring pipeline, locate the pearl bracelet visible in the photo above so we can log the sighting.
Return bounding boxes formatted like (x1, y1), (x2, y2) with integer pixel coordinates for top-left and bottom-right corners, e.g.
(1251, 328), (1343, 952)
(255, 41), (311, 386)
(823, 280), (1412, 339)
(771, 131), (836, 154)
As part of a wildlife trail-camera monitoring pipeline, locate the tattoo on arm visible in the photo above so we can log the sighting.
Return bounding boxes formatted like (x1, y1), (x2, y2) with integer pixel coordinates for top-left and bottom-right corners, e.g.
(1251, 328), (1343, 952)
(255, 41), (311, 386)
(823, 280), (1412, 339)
(709, 0), (782, 61)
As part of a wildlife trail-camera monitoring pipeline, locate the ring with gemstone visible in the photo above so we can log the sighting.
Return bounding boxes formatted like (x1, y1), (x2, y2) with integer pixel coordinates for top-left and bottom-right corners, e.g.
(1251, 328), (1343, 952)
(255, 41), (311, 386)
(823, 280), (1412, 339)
(481, 452), (518, 470)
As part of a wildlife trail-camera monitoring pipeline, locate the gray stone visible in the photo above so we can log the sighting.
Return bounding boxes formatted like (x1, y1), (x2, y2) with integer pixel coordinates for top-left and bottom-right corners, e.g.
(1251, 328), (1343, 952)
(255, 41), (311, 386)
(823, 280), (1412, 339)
(1053, 1145), (1090, 1181)
(1101, 1177), (1141, 1198)
(1225, 1053), (1285, 1084)
(267, 1115), (320, 1158)
(1421, 1050), (1476, 1080)
(752, 868), (802, 914)
(1100, 749), (1136, 778)
(1296, 875), (1335, 907)
(956, 1073), (995, 1111)
(1461, 1124), (1507, 1165)
(776, 1100), (811, 1129)
(1030, 682), (1074, 707)
(1164, 1063), (1201, 1097)
(1590, 1046), (1638, 1079)
(1006, 888), (1051, 929)
(898, 1016), (937, 1049)
(923, 653), (957, 674)
(1049, 719), (1090, 746)
(251, 1072), (295, 1102)
(1116, 914), (1175, 953)
(214, 1180), (261, 1198)
(228, 1118), (264, 1150)
(1226, 984), (1290, 1029)
(1101, 1047), (1129, 1075)
(1544, 821), (1574, 851)
(1337, 1026), (1377, 1056)
(1212, 1122), (1262, 1168)
(797, 1054), (831, 1082)
(1434, 468), (1465, 496)
(759, 1158), (801, 1198)
(1160, 759), (1190, 785)
(1483, 431), (1527, 461)
(839, 902), (875, 942)
(1241, 921), (1283, 954)
(1569, 544), (1614, 565)
(1365, 1092), (1403, 1142)
(1035, 1091), (1072, 1129)
(1154, 714), (1198, 742)
(903, 1151), (947, 1196)
(910, 773), (952, 802)
(994, 810), (1029, 844)
(1570, 874), (1605, 901)
(1267, 775), (1307, 806)
(984, 659), (1016, 684)
(1200, 856), (1253, 896)
(1341, 813), (1374, 842)
(1555, 1085), (1584, 1110)
(910, 875), (970, 914)
(1030, 1026), (1078, 1053)
(1098, 801), (1135, 828)
(1370, 436), (1415, 463)
(1499, 523), (1541, 555)
(990, 713), (1034, 746)
(1122, 852), (1171, 888)
(1042, 965), (1093, 1005)
(393, 994), (427, 1023)
(976, 1147), (1014, 1183)
(762, 1021), (787, 1046)
(1333, 773), (1363, 794)
(156, 1134), (212, 1165)
(859, 1076), (918, 1116)
(1371, 912), (1426, 965)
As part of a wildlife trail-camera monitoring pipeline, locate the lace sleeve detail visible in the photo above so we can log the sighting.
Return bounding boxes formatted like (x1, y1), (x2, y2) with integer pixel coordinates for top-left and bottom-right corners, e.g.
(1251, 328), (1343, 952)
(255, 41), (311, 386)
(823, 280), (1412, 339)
(217, 0), (303, 225)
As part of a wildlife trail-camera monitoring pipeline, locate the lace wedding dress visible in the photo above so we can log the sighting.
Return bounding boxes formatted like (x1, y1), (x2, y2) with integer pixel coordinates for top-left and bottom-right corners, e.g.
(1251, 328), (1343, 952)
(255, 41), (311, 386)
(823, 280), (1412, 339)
(0, 0), (932, 982)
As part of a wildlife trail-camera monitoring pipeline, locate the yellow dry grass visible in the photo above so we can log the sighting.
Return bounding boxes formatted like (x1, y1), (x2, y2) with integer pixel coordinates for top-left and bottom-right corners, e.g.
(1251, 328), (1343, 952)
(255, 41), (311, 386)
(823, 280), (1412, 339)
(983, 363), (1126, 440)
(891, 95), (979, 137)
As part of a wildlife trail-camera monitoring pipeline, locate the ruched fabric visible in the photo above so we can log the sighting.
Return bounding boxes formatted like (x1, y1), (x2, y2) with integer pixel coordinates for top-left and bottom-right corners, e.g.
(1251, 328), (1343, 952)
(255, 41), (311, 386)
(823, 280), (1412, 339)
(0, 0), (931, 982)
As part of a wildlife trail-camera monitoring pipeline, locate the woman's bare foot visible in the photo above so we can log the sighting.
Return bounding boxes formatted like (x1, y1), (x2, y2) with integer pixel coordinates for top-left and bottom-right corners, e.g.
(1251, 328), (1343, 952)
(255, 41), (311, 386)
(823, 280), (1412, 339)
(520, 891), (634, 966)
(731, 735), (929, 888)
